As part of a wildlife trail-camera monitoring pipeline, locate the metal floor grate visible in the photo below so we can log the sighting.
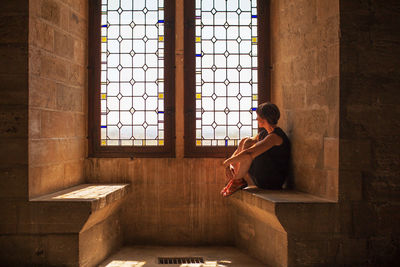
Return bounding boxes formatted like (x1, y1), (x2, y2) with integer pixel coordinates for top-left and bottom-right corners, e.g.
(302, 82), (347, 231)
(158, 257), (204, 264)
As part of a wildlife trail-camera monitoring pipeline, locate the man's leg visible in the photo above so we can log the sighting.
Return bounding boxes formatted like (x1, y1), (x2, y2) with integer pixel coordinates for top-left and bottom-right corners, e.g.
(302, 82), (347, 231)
(225, 137), (247, 179)
(230, 138), (256, 180)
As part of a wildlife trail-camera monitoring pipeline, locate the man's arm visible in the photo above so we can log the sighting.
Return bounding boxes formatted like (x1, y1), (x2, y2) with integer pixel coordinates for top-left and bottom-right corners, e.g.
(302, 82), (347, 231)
(223, 134), (282, 167)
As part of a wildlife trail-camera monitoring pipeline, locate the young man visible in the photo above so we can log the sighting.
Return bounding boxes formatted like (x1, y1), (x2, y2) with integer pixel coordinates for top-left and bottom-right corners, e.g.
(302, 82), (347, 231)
(221, 102), (291, 196)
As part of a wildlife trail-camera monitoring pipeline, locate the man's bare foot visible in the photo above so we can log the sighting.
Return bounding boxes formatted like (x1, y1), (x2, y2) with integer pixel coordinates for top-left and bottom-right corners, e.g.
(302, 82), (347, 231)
(222, 178), (248, 197)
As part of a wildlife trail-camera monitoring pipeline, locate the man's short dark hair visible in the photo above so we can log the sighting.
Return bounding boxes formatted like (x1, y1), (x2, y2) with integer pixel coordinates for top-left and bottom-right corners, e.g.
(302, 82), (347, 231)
(256, 102), (280, 125)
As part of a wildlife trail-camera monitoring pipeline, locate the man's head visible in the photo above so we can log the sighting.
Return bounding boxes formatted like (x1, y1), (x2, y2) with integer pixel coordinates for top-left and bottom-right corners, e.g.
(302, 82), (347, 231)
(256, 102), (280, 126)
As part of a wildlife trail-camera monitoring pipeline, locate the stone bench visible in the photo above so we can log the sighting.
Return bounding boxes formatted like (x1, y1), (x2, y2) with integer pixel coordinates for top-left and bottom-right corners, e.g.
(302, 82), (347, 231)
(28, 184), (130, 267)
(230, 186), (337, 267)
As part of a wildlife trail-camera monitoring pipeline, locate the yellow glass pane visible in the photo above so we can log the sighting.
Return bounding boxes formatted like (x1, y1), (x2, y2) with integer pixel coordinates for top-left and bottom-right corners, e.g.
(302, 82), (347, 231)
(196, 93), (201, 99)
(159, 36), (164, 41)
(102, 37), (107, 42)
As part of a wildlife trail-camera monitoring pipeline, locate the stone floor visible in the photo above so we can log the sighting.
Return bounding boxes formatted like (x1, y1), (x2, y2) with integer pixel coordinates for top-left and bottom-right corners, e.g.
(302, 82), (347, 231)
(98, 246), (265, 267)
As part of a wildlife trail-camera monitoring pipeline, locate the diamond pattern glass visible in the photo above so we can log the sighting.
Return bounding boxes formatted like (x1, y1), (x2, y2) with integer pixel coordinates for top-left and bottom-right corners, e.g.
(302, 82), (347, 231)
(100, 0), (165, 146)
(195, 0), (258, 146)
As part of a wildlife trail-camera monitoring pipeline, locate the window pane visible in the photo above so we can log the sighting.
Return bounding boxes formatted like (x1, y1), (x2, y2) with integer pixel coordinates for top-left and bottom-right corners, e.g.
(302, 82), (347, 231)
(100, 0), (165, 146)
(195, 0), (258, 146)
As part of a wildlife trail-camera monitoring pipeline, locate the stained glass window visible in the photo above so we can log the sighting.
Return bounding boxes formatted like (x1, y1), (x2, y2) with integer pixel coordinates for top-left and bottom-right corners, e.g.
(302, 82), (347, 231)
(195, 0), (258, 147)
(100, 0), (165, 147)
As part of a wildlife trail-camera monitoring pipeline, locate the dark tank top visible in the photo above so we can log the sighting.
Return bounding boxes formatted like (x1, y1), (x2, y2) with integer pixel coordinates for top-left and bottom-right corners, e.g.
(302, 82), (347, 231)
(258, 127), (291, 175)
(248, 127), (291, 189)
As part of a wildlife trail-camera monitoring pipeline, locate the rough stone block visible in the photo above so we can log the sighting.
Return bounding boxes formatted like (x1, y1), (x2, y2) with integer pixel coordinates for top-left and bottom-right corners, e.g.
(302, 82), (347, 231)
(363, 173), (400, 202)
(352, 202), (378, 238)
(0, 138), (28, 165)
(339, 139), (372, 171)
(56, 83), (83, 112)
(64, 160), (85, 187)
(29, 137), (84, 167)
(306, 77), (339, 110)
(326, 170), (338, 201)
(69, 10), (87, 39)
(233, 205), (287, 267)
(288, 236), (332, 266)
(334, 203), (353, 234)
(376, 202), (400, 235)
(0, 43), (28, 75)
(0, 14), (28, 44)
(69, 0), (89, 18)
(0, 201), (18, 234)
(290, 109), (329, 138)
(29, 163), (65, 198)
(335, 238), (368, 265)
(80, 213), (122, 267)
(0, 105), (28, 138)
(69, 63), (86, 86)
(73, 38), (87, 66)
(316, 0), (339, 21)
(40, 110), (75, 138)
(282, 83), (306, 109)
(74, 113), (86, 137)
(29, 75), (57, 109)
(0, 165), (28, 199)
(29, 139), (64, 166)
(45, 234), (79, 266)
(291, 136), (324, 169)
(29, 108), (40, 139)
(40, 53), (68, 82)
(324, 137), (339, 170)
(40, 0), (61, 26)
(29, 45), (41, 76)
(367, 235), (400, 265)
(59, 4), (69, 30)
(0, 74), (28, 105)
(29, 17), (54, 52)
(54, 30), (74, 59)
(1, 0), (28, 15)
(339, 170), (362, 201)
(0, 235), (45, 265)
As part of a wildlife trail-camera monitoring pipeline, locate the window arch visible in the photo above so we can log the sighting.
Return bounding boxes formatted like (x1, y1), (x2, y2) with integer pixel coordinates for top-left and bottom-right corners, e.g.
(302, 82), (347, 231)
(89, 0), (175, 157)
(184, 0), (270, 157)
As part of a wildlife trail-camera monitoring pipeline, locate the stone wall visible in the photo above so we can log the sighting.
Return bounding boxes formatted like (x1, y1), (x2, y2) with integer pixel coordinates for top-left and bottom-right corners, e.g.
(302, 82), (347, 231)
(0, 0), (90, 265)
(339, 0), (400, 264)
(28, 0), (88, 198)
(86, 158), (234, 245)
(0, 0), (29, 234)
(270, 0), (340, 199)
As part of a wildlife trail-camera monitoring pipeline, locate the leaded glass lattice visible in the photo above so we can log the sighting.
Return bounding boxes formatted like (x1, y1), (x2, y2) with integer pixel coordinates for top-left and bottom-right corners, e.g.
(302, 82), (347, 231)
(195, 0), (258, 147)
(100, 0), (165, 146)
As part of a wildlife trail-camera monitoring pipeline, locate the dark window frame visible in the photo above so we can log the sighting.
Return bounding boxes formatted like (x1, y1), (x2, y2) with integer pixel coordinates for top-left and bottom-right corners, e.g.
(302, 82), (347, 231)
(184, 0), (270, 158)
(88, 0), (176, 158)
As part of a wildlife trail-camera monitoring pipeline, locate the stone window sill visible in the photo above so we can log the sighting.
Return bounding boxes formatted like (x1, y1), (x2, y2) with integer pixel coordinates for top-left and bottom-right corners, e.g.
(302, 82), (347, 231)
(27, 184), (130, 233)
(31, 183), (130, 211)
(230, 186), (336, 233)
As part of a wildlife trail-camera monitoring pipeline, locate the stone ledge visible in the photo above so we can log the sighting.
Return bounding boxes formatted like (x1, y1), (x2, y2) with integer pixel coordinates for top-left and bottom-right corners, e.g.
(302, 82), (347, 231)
(230, 186), (339, 266)
(30, 183), (130, 211)
(24, 184), (130, 234)
(231, 186), (337, 233)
